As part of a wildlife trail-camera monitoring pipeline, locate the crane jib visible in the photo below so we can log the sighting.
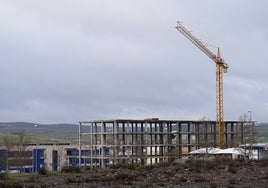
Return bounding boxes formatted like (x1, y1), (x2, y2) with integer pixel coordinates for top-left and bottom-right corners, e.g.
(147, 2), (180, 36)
(175, 21), (229, 149)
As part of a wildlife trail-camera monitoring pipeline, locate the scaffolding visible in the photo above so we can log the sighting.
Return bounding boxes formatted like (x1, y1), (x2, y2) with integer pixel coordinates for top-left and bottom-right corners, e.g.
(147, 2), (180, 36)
(78, 119), (253, 169)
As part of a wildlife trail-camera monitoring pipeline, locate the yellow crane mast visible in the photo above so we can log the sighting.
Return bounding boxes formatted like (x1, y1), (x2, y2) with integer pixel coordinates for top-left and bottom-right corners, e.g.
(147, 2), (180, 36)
(175, 21), (229, 149)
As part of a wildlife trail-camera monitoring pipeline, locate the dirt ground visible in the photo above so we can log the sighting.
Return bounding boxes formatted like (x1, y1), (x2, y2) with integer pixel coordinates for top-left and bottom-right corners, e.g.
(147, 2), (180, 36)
(1, 159), (268, 188)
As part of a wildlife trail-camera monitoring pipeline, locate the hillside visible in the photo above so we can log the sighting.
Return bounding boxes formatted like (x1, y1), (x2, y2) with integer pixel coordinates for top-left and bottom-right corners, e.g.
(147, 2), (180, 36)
(0, 122), (78, 144)
(0, 122), (267, 144)
(255, 123), (268, 142)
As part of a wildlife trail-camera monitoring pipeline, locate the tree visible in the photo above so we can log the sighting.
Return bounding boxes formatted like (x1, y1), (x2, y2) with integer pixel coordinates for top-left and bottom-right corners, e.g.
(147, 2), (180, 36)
(239, 113), (250, 145)
(2, 135), (16, 172)
(15, 130), (30, 173)
(1, 130), (30, 173)
(239, 113), (256, 158)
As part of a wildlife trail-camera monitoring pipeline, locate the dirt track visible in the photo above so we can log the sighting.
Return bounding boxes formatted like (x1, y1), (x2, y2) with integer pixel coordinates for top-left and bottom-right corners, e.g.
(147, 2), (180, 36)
(1, 159), (268, 188)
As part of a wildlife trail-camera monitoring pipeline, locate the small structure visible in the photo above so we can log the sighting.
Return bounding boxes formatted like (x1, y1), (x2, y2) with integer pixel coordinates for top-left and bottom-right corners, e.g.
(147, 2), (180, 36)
(215, 148), (245, 159)
(189, 147), (245, 160)
(189, 147), (222, 154)
(0, 143), (70, 173)
(241, 143), (268, 160)
(189, 147), (221, 159)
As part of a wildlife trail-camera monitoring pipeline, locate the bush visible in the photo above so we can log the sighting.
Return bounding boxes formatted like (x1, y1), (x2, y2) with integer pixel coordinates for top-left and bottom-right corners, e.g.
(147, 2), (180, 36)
(0, 172), (9, 180)
(194, 176), (206, 182)
(110, 163), (137, 169)
(38, 167), (48, 175)
(227, 165), (237, 174)
(185, 159), (204, 172)
(258, 159), (268, 167)
(61, 166), (81, 173)
(0, 181), (23, 188)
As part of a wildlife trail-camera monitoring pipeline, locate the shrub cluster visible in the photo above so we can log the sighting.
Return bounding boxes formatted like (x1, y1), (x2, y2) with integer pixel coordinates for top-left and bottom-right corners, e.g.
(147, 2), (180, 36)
(38, 167), (48, 175)
(0, 173), (8, 180)
(61, 166), (81, 173)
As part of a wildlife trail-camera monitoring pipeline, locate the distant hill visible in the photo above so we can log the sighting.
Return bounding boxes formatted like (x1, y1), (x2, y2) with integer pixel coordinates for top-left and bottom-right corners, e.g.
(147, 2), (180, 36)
(0, 122), (78, 144)
(0, 122), (78, 134)
(256, 122), (268, 127)
(0, 122), (268, 144)
(255, 123), (268, 142)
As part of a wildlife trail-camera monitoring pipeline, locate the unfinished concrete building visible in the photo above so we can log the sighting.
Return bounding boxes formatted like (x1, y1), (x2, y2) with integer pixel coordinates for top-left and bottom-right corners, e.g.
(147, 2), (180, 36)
(78, 119), (254, 169)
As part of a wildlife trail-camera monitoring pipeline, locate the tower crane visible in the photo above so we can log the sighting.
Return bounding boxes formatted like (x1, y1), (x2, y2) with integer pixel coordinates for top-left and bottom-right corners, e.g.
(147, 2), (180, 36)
(175, 21), (229, 149)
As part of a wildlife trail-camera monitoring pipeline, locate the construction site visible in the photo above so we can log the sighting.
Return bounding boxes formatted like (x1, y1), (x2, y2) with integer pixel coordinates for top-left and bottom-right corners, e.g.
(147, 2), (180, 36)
(0, 22), (260, 174)
(75, 22), (254, 169)
(78, 119), (255, 169)
(1, 2), (268, 186)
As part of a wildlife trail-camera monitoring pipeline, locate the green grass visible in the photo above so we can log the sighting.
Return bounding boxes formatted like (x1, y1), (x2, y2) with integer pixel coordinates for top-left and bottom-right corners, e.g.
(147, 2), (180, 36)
(256, 127), (268, 143)
(256, 131), (268, 143)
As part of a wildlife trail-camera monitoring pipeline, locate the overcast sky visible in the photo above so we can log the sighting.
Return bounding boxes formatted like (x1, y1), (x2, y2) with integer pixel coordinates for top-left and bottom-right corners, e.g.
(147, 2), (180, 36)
(0, 0), (267, 124)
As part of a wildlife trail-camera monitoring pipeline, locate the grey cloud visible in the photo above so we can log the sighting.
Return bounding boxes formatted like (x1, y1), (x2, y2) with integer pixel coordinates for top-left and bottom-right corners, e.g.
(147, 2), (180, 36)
(0, 1), (267, 123)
